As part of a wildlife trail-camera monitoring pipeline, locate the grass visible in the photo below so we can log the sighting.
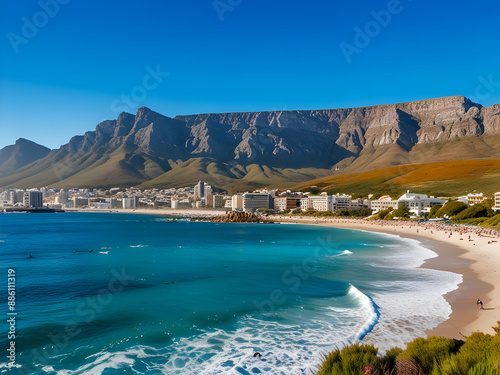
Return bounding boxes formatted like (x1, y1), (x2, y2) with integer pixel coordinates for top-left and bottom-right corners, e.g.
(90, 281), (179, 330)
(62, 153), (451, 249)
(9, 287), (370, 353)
(295, 159), (500, 197)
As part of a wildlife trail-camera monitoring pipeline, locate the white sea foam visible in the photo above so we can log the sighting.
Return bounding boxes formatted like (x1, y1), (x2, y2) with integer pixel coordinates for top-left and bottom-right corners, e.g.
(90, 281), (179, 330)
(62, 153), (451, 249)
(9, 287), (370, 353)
(330, 249), (353, 257)
(359, 235), (462, 352)
(129, 244), (148, 248)
(49, 230), (461, 374)
(49, 284), (379, 375)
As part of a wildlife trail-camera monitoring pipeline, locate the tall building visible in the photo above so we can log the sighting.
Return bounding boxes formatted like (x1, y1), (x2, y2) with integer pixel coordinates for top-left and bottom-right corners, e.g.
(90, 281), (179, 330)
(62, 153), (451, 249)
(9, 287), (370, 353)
(242, 193), (271, 212)
(23, 191), (43, 208)
(194, 181), (205, 199)
(9, 191), (17, 205)
(493, 192), (500, 212)
(231, 194), (243, 211)
(59, 190), (69, 205)
(122, 197), (139, 208)
(213, 195), (225, 208)
(72, 197), (90, 208)
(207, 194), (225, 208)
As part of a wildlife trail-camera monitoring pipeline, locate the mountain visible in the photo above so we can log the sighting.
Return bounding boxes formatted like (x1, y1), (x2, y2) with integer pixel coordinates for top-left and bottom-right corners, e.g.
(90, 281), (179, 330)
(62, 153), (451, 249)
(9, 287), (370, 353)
(1, 95), (500, 192)
(0, 138), (51, 178)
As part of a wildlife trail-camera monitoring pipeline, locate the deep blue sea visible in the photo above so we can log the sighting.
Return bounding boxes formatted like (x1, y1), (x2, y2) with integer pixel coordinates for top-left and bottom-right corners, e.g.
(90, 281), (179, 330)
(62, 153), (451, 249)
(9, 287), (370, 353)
(0, 213), (461, 375)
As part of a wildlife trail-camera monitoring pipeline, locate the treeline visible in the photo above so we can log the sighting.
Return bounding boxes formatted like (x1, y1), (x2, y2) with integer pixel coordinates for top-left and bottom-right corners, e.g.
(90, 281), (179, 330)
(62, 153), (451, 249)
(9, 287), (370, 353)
(428, 199), (499, 231)
(317, 322), (500, 375)
(365, 199), (500, 231)
(274, 207), (373, 218)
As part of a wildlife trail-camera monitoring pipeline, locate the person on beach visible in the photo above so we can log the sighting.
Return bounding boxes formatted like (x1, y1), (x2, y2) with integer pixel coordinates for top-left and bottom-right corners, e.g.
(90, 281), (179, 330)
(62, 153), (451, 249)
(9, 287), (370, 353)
(477, 299), (484, 310)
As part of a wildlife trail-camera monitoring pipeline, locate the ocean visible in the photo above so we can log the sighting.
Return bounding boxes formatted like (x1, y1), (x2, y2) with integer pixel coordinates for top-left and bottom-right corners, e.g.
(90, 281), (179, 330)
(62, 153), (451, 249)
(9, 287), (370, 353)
(0, 212), (461, 375)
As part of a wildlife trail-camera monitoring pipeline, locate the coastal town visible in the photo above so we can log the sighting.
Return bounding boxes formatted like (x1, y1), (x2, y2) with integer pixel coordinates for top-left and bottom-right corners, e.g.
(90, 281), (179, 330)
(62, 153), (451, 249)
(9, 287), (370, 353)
(1, 180), (499, 218)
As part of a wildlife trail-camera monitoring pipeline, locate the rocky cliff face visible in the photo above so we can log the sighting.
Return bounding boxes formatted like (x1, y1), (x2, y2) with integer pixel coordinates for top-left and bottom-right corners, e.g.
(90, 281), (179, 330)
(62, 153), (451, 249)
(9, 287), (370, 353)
(176, 95), (492, 164)
(1, 96), (499, 189)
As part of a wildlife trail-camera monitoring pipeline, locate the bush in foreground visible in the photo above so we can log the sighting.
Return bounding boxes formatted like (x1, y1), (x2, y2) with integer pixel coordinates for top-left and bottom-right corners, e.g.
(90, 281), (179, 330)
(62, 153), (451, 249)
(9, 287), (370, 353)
(317, 322), (500, 375)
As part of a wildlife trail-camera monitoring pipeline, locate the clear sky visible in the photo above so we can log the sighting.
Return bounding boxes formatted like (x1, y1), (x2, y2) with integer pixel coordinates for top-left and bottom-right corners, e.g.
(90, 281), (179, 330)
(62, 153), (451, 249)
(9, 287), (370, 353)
(1, 0), (499, 149)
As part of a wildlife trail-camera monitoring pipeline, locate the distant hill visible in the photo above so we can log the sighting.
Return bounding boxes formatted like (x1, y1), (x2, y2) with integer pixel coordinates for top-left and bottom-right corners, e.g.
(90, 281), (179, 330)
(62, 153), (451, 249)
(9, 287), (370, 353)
(294, 159), (500, 198)
(0, 138), (51, 178)
(1, 95), (500, 192)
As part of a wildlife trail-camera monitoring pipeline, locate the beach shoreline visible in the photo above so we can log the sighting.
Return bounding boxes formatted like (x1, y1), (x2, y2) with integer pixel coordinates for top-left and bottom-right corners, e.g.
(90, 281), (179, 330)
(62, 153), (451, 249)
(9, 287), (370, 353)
(271, 216), (500, 340)
(67, 208), (500, 339)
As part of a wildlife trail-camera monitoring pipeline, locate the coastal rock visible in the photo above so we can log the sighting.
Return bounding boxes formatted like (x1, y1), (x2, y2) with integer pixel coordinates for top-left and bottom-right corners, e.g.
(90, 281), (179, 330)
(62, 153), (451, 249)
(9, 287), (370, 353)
(206, 212), (274, 223)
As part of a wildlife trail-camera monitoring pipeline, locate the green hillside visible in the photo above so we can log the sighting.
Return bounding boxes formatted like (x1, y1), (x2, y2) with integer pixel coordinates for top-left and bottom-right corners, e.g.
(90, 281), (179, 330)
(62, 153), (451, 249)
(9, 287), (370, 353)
(295, 159), (500, 198)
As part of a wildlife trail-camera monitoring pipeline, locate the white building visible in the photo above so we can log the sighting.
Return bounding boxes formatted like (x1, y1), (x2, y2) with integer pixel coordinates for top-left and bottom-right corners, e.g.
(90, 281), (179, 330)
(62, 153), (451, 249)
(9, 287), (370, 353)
(370, 196), (399, 213)
(300, 197), (313, 211)
(274, 197), (300, 211)
(171, 199), (179, 209)
(397, 192), (446, 216)
(493, 192), (500, 212)
(458, 193), (486, 206)
(122, 197), (139, 208)
(300, 195), (334, 212)
(232, 194), (243, 211)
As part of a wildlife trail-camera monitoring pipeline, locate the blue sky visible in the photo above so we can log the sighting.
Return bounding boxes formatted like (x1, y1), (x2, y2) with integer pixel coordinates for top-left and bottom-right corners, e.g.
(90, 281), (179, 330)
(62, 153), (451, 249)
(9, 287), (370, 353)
(1, 0), (499, 149)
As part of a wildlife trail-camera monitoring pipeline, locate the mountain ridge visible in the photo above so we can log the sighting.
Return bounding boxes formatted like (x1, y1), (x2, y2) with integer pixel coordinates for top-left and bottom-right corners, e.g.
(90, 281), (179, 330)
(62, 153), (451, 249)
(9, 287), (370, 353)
(1, 95), (500, 192)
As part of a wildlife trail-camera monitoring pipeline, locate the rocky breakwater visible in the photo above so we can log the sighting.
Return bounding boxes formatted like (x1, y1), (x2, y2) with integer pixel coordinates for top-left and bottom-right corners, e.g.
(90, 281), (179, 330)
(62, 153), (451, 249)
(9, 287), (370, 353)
(205, 211), (274, 223)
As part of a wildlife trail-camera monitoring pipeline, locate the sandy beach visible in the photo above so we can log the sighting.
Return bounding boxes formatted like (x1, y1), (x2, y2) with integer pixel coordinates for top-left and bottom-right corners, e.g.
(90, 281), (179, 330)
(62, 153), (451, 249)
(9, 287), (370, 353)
(71, 207), (500, 338)
(273, 216), (500, 339)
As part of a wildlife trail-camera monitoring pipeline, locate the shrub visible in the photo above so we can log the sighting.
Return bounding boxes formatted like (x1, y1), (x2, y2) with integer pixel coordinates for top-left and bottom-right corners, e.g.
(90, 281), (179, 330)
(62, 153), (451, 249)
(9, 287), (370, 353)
(481, 214), (500, 231)
(370, 208), (393, 220)
(451, 202), (494, 221)
(335, 208), (373, 218)
(317, 323), (500, 374)
(428, 204), (442, 218)
(468, 357), (500, 375)
(494, 321), (500, 336)
(397, 336), (462, 374)
(434, 201), (467, 218)
(392, 206), (411, 219)
(308, 187), (322, 195)
(316, 344), (379, 375)
(313, 211), (335, 217)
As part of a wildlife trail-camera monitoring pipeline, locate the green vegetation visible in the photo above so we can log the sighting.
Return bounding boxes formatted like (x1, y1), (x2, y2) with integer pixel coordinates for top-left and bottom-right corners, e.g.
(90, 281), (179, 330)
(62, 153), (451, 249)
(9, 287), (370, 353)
(482, 214), (500, 231)
(392, 206), (411, 219)
(428, 204), (442, 217)
(317, 344), (379, 375)
(430, 201), (468, 218)
(370, 208), (393, 220)
(316, 322), (500, 375)
(285, 207), (373, 218)
(451, 201), (494, 222)
(335, 208), (373, 218)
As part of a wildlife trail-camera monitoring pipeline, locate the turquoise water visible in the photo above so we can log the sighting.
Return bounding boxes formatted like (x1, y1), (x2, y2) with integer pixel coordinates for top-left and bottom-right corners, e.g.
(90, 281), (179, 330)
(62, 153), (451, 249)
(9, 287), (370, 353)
(0, 213), (461, 374)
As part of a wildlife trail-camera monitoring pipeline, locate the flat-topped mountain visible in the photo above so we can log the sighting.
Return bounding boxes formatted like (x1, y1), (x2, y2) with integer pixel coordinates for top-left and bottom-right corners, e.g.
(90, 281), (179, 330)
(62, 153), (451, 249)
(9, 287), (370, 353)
(1, 96), (499, 192)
